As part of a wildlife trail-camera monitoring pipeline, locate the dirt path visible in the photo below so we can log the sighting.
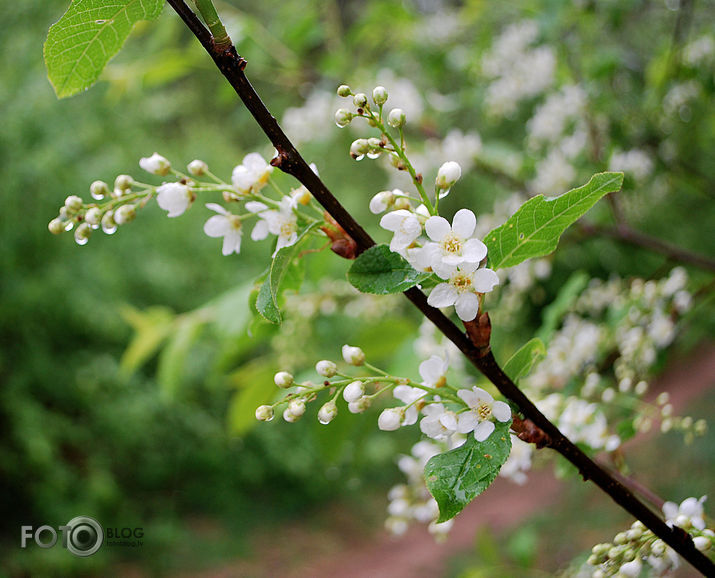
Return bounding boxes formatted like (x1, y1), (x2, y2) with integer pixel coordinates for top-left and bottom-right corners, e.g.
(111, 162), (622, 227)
(188, 344), (715, 578)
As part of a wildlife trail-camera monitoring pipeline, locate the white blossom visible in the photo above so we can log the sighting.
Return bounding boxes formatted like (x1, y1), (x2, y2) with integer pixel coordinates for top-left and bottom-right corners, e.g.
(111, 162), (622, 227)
(424, 209), (487, 276)
(343, 381), (365, 403)
(203, 203), (242, 255)
(379, 209), (422, 252)
(378, 407), (404, 431)
(157, 182), (193, 217)
(232, 152), (274, 195)
(456, 387), (511, 441)
(427, 262), (500, 321)
(249, 197), (299, 256)
(663, 496), (707, 531)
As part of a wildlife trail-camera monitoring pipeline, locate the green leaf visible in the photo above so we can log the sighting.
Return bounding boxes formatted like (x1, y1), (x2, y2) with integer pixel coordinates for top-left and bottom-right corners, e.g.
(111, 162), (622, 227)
(255, 224), (318, 324)
(44, 0), (164, 98)
(536, 271), (589, 342)
(156, 317), (203, 399)
(226, 358), (277, 436)
(484, 172), (624, 270)
(118, 304), (175, 376)
(503, 338), (546, 383)
(425, 420), (512, 522)
(348, 244), (431, 294)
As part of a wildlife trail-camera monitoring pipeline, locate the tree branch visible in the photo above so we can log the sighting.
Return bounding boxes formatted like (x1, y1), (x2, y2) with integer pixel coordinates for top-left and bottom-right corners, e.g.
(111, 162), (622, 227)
(164, 2), (714, 573)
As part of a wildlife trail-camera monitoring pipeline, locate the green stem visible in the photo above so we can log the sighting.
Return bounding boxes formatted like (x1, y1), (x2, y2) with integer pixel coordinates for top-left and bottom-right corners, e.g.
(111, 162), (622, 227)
(192, 0), (231, 49)
(366, 110), (435, 214)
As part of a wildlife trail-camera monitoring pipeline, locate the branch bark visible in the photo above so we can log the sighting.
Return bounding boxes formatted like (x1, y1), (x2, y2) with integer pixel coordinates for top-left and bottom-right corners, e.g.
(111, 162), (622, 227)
(165, 2), (714, 573)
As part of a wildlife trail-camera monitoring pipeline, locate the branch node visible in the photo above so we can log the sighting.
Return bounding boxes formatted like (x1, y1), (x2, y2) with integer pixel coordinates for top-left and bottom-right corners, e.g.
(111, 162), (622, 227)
(511, 415), (552, 448)
(463, 312), (491, 357)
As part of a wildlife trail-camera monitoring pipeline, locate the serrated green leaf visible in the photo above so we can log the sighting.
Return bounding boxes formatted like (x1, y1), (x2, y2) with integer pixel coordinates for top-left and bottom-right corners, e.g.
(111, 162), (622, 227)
(536, 271), (589, 342)
(255, 224), (318, 324)
(503, 338), (546, 383)
(425, 420), (512, 522)
(348, 244), (432, 294)
(485, 172), (624, 270)
(44, 0), (164, 98)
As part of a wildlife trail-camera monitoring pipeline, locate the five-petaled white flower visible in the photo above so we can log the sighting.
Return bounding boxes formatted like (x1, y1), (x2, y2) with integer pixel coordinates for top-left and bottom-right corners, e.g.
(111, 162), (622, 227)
(379, 209), (422, 252)
(456, 386), (511, 441)
(393, 385), (427, 426)
(247, 197), (298, 256)
(663, 496), (707, 531)
(419, 355), (449, 388)
(427, 262), (500, 321)
(232, 152), (274, 195)
(424, 208), (487, 278)
(157, 182), (193, 217)
(419, 403), (458, 440)
(203, 203), (242, 255)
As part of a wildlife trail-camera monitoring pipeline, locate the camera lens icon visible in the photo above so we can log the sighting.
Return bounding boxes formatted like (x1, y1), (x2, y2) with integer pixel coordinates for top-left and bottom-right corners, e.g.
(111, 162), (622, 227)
(65, 516), (103, 557)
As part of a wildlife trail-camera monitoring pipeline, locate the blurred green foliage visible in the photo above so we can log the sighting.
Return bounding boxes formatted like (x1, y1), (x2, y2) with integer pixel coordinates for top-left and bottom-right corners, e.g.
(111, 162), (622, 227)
(1, 0), (713, 575)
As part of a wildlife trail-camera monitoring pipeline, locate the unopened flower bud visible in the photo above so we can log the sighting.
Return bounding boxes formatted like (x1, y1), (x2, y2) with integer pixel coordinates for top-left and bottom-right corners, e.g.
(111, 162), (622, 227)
(283, 408), (299, 423)
(372, 86), (388, 105)
(255, 405), (274, 421)
(114, 203), (137, 225)
(274, 371), (294, 388)
(337, 84), (352, 97)
(48, 218), (65, 235)
(316, 360), (337, 377)
(693, 536), (711, 551)
(435, 161), (461, 190)
(387, 108), (405, 128)
(393, 197), (411, 211)
(334, 108), (353, 128)
(73, 222), (91, 245)
(369, 190), (394, 214)
(288, 399), (305, 417)
(64, 195), (83, 213)
(139, 152), (171, 176)
(348, 396), (371, 413)
(353, 92), (368, 108)
(350, 139), (370, 160)
(318, 401), (338, 424)
(634, 380), (648, 395)
(343, 381), (365, 403)
(378, 407), (403, 431)
(651, 540), (666, 556)
(694, 419), (707, 435)
(114, 174), (133, 191)
(656, 392), (669, 405)
(614, 532), (628, 545)
(188, 159), (208, 176)
(101, 211), (117, 234)
(90, 180), (110, 199)
(84, 207), (102, 226)
(342, 344), (365, 366)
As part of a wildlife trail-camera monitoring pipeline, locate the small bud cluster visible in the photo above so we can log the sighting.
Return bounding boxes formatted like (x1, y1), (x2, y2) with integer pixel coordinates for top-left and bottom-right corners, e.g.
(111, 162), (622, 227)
(586, 496), (713, 576)
(49, 152), (334, 259)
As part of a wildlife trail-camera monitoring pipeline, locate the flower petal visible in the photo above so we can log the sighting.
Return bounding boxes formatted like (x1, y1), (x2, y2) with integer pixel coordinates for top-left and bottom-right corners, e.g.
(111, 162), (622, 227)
(222, 228), (242, 255)
(425, 215), (451, 242)
(427, 283), (458, 308)
(455, 291), (479, 321)
(472, 267), (500, 293)
(204, 215), (229, 237)
(462, 238), (488, 263)
(379, 209), (411, 232)
(245, 201), (268, 213)
(492, 400), (511, 422)
(251, 220), (269, 241)
(474, 421), (495, 442)
(451, 209), (476, 238)
(205, 202), (228, 215)
(456, 412), (478, 434)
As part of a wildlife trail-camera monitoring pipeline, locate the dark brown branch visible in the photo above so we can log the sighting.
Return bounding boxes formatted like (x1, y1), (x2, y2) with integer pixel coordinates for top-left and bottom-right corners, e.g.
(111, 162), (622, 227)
(580, 222), (715, 273)
(164, 2), (714, 573)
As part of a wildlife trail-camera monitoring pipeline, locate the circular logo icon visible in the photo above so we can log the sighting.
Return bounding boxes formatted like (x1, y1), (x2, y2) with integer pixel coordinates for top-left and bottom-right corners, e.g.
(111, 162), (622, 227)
(65, 516), (103, 557)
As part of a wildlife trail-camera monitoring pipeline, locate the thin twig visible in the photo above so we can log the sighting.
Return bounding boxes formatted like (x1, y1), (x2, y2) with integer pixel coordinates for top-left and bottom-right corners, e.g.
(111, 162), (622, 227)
(164, 2), (714, 573)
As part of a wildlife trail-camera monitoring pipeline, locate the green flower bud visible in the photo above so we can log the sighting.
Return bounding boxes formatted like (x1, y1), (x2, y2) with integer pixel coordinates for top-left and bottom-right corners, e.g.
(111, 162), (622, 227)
(48, 218), (65, 235)
(387, 108), (405, 128)
(334, 108), (353, 128)
(90, 180), (110, 200)
(372, 85), (388, 105)
(84, 207), (103, 226)
(188, 159), (208, 176)
(337, 84), (352, 97)
(64, 195), (83, 213)
(255, 405), (274, 421)
(114, 203), (137, 225)
(353, 93), (368, 108)
(74, 222), (92, 245)
(274, 371), (294, 388)
(114, 174), (133, 192)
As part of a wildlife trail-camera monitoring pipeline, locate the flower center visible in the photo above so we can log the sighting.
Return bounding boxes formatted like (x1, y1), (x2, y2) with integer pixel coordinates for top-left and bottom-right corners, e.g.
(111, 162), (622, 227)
(477, 402), (492, 420)
(442, 233), (462, 255)
(229, 215), (242, 230)
(280, 221), (295, 237)
(452, 273), (472, 292)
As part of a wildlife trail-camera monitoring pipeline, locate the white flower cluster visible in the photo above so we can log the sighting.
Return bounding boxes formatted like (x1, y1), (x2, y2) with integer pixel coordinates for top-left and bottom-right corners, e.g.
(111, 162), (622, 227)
(682, 34), (715, 67)
(608, 149), (654, 183)
(527, 85), (588, 153)
(538, 394), (620, 451)
(481, 20), (556, 117)
(377, 205), (500, 321)
(282, 89), (341, 145)
(586, 496), (713, 577)
(385, 440), (455, 539)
